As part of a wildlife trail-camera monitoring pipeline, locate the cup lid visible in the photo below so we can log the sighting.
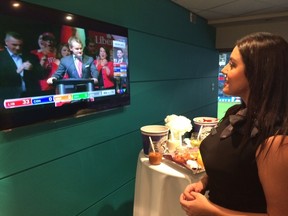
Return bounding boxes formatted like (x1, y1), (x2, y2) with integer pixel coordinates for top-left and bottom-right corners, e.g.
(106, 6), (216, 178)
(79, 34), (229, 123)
(193, 117), (218, 124)
(141, 125), (169, 133)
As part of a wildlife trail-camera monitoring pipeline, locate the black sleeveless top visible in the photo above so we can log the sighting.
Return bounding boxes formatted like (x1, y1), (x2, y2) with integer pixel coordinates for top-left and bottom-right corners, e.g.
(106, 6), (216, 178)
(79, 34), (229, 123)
(200, 114), (267, 213)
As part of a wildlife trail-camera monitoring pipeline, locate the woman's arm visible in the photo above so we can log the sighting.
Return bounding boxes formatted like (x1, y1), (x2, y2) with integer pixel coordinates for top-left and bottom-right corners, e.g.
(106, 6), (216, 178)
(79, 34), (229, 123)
(180, 192), (267, 216)
(257, 135), (288, 216)
(101, 61), (113, 77)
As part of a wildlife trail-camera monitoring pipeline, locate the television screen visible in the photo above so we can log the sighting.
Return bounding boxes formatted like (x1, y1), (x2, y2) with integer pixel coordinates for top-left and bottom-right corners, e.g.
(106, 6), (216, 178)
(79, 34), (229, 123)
(0, 1), (129, 131)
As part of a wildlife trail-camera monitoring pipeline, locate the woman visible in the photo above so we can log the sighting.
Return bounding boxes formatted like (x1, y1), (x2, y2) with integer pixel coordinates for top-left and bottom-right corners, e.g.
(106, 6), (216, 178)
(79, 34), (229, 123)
(54, 43), (71, 79)
(180, 32), (288, 216)
(56, 43), (71, 60)
(31, 32), (58, 91)
(94, 46), (114, 89)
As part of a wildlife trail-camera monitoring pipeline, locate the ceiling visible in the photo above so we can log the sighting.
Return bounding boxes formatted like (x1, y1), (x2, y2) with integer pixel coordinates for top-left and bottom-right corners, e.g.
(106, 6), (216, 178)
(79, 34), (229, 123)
(171, 0), (288, 25)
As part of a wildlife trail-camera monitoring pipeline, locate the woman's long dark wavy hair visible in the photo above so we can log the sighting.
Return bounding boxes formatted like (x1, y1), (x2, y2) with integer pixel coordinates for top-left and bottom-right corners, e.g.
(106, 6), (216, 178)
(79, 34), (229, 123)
(226, 32), (288, 149)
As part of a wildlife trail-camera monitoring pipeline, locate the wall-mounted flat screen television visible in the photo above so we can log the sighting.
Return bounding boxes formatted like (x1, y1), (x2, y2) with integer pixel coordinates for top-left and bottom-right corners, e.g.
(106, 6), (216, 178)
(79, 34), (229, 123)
(0, 1), (130, 131)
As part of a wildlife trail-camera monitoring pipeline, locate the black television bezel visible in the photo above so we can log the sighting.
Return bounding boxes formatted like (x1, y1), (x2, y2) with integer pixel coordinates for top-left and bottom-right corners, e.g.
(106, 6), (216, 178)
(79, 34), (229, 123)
(0, 1), (130, 131)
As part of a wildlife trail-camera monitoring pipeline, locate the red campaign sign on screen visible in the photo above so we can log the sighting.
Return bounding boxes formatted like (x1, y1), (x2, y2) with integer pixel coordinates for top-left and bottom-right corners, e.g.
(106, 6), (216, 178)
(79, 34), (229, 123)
(88, 31), (114, 50)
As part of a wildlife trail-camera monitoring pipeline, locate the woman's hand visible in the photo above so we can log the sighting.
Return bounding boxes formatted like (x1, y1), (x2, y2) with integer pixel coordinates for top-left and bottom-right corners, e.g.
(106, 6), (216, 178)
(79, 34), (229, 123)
(182, 181), (205, 201)
(100, 59), (108, 66)
(180, 191), (214, 216)
(102, 65), (111, 75)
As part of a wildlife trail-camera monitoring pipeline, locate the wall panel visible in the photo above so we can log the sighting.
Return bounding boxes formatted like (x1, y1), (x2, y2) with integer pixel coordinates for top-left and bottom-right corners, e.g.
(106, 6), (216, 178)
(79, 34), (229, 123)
(0, 0), (218, 215)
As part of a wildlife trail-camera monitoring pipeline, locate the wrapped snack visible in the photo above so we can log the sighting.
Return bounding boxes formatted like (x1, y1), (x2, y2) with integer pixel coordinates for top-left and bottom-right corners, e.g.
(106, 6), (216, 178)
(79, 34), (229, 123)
(173, 147), (199, 163)
(163, 146), (205, 173)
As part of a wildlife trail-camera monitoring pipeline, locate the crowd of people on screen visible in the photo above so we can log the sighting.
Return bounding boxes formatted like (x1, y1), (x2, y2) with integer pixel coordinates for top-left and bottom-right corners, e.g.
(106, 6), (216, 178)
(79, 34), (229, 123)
(0, 31), (128, 102)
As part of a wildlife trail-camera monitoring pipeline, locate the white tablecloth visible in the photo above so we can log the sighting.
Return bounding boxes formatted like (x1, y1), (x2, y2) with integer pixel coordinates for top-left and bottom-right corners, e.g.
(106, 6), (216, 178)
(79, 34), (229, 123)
(133, 150), (205, 216)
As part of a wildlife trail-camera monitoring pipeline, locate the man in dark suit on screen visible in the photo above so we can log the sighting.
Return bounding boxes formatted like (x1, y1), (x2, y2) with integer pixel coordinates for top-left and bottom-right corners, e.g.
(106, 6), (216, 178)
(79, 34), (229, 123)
(0, 32), (44, 103)
(47, 36), (99, 85)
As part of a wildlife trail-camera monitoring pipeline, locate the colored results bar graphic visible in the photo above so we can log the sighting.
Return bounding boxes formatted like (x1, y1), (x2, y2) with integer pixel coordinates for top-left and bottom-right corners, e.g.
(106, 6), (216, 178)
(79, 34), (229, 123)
(89, 91), (102, 98)
(54, 94), (73, 107)
(4, 95), (55, 109)
(54, 92), (92, 107)
(54, 94), (73, 103)
(32, 96), (54, 105)
(3, 90), (115, 109)
(72, 92), (89, 100)
(54, 92), (89, 102)
(4, 97), (32, 108)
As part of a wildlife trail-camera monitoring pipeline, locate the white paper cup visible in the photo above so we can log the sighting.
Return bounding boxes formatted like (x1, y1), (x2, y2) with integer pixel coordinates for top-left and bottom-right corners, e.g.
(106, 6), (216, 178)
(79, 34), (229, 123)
(193, 117), (218, 138)
(140, 125), (169, 155)
(167, 139), (181, 153)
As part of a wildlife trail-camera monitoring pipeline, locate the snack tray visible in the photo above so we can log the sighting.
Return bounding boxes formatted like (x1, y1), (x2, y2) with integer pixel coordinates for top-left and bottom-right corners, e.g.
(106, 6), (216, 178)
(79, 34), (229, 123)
(163, 154), (205, 174)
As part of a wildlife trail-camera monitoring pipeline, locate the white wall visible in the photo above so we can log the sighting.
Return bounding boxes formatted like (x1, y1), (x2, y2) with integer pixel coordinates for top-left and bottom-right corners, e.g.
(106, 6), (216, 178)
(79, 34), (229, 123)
(215, 19), (288, 49)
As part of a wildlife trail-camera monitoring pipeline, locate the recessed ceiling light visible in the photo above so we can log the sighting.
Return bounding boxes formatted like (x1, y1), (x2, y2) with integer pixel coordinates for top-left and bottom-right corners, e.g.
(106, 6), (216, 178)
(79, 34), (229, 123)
(66, 15), (73, 21)
(12, 1), (21, 8)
